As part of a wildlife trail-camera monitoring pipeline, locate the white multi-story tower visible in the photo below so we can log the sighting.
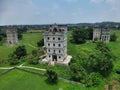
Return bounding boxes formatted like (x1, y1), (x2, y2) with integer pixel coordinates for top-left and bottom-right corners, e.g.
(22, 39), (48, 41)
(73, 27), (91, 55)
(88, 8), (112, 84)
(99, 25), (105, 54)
(6, 27), (18, 46)
(42, 24), (72, 65)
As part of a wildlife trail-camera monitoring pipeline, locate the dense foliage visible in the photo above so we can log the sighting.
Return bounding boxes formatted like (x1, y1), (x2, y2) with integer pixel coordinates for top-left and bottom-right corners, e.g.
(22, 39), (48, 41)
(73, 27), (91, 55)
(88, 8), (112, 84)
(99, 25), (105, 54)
(14, 45), (27, 59)
(8, 54), (19, 65)
(110, 33), (117, 42)
(46, 69), (58, 84)
(70, 41), (114, 86)
(17, 26), (27, 40)
(71, 28), (93, 44)
(37, 39), (44, 47)
(27, 55), (38, 65)
(0, 30), (6, 44)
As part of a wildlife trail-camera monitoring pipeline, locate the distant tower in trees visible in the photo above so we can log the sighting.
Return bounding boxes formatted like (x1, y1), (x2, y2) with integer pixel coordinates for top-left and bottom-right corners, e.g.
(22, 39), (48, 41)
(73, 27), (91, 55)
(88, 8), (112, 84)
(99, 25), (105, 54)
(93, 26), (110, 43)
(6, 27), (18, 46)
(41, 24), (72, 66)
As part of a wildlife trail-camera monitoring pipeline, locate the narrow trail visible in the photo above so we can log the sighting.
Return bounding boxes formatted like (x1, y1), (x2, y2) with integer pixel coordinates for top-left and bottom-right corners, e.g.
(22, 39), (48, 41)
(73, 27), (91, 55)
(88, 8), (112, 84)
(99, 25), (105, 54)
(0, 67), (14, 69)
(18, 66), (46, 71)
(28, 44), (37, 49)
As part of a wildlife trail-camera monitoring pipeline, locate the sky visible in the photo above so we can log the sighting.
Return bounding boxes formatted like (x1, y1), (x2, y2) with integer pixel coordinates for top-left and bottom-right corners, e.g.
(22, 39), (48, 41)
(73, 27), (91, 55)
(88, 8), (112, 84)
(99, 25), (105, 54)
(0, 0), (120, 25)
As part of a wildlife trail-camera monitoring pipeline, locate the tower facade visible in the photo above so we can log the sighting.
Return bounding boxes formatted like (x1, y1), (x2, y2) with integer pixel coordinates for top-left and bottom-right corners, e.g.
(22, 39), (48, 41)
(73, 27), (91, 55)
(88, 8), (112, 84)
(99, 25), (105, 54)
(93, 27), (101, 41)
(42, 24), (72, 65)
(93, 27), (110, 43)
(101, 28), (110, 43)
(44, 24), (67, 62)
(6, 27), (18, 46)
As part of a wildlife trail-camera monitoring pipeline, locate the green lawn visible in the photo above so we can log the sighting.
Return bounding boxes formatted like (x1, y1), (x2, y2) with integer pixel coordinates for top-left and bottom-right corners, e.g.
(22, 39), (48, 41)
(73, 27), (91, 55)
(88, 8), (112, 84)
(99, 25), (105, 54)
(0, 69), (105, 90)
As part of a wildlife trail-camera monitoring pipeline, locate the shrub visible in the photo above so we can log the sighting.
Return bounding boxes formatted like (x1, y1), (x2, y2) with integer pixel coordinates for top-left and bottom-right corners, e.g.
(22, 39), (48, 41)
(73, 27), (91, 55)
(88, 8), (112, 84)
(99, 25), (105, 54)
(37, 39), (44, 47)
(116, 68), (120, 74)
(14, 45), (27, 59)
(46, 69), (58, 84)
(27, 55), (38, 65)
(8, 54), (19, 65)
(110, 33), (117, 42)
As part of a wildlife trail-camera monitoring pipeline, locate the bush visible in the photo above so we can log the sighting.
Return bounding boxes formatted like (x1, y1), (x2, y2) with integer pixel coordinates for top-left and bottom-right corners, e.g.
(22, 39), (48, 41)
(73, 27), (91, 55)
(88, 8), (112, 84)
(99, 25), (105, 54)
(14, 45), (27, 59)
(110, 33), (117, 42)
(8, 54), (19, 65)
(89, 72), (101, 86)
(28, 58), (38, 65)
(27, 55), (38, 65)
(116, 68), (120, 74)
(46, 69), (58, 84)
(37, 39), (44, 47)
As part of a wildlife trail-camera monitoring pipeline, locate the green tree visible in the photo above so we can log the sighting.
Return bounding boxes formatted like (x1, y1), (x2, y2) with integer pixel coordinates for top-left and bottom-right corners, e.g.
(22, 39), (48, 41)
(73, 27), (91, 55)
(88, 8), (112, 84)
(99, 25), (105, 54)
(86, 28), (93, 40)
(46, 69), (58, 84)
(37, 39), (44, 47)
(0, 36), (2, 41)
(8, 54), (19, 65)
(70, 62), (87, 83)
(86, 72), (101, 87)
(110, 33), (117, 41)
(18, 32), (23, 40)
(14, 45), (27, 59)
(91, 42), (114, 77)
(72, 29), (89, 44)
(91, 53), (113, 77)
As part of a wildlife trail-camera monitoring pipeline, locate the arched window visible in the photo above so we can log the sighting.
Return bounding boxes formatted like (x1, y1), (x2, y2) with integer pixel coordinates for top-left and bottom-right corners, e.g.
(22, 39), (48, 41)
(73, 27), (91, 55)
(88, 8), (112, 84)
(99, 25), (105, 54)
(53, 43), (55, 46)
(54, 50), (55, 53)
(59, 56), (61, 59)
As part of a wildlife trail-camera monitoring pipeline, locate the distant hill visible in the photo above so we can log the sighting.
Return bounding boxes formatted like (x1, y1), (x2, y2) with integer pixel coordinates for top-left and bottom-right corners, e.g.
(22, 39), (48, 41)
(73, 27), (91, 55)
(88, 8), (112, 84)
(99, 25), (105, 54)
(0, 21), (120, 30)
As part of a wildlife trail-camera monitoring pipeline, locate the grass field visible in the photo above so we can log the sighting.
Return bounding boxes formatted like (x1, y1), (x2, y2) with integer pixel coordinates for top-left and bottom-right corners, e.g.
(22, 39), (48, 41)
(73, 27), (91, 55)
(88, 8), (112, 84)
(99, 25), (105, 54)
(0, 69), (105, 90)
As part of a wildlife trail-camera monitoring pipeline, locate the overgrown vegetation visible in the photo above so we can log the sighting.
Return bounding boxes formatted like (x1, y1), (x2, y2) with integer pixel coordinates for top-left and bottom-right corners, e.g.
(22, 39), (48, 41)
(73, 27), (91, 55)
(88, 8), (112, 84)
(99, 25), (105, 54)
(37, 38), (44, 47)
(17, 26), (27, 40)
(71, 27), (93, 44)
(46, 69), (58, 84)
(70, 41), (114, 87)
(110, 33), (117, 42)
(8, 45), (27, 65)
(0, 30), (6, 45)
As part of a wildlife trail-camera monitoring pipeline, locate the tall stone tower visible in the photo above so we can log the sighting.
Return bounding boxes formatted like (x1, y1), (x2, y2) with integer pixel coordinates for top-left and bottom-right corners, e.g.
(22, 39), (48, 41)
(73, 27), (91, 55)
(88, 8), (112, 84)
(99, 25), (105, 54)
(93, 26), (110, 43)
(42, 24), (72, 65)
(101, 28), (110, 43)
(93, 27), (101, 41)
(6, 27), (18, 46)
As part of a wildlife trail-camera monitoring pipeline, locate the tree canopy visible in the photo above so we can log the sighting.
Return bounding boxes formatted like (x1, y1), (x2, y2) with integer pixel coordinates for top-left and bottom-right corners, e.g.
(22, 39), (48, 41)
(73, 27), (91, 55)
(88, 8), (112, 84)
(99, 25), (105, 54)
(71, 28), (93, 44)
(14, 45), (27, 59)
